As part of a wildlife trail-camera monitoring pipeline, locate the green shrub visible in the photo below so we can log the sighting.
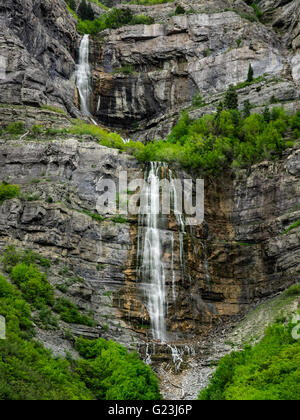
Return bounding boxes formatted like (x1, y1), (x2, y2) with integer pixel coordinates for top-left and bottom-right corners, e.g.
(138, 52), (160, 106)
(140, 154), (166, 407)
(191, 92), (206, 108)
(199, 321), (300, 400)
(11, 263), (55, 308)
(31, 125), (43, 136)
(111, 216), (128, 224)
(283, 220), (300, 235)
(131, 15), (154, 25)
(224, 85), (238, 110)
(77, 7), (154, 34)
(53, 297), (95, 327)
(1, 246), (51, 273)
(0, 183), (20, 204)
(283, 284), (300, 297)
(0, 274), (159, 400)
(175, 5), (185, 15)
(6, 121), (25, 135)
(113, 65), (134, 74)
(81, 209), (105, 222)
(74, 337), (161, 400)
(33, 307), (59, 330)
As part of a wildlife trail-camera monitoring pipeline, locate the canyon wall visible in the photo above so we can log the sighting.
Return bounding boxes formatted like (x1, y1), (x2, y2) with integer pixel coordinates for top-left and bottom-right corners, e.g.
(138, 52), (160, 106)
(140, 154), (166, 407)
(0, 0), (299, 355)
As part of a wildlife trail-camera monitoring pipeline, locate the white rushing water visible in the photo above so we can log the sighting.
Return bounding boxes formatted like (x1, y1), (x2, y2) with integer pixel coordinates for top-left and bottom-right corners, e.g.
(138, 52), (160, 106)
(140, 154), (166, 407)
(138, 162), (186, 343)
(76, 35), (97, 124)
(138, 162), (167, 342)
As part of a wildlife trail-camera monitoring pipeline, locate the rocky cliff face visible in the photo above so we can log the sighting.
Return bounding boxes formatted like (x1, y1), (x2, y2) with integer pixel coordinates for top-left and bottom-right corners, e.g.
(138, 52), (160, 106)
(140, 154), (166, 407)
(0, 138), (299, 350)
(89, 0), (300, 140)
(0, 0), (79, 116)
(0, 0), (299, 376)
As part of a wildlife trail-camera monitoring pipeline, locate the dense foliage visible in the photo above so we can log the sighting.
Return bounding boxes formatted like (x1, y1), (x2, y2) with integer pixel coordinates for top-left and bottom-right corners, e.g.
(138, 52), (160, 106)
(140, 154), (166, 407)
(75, 338), (161, 400)
(11, 263), (54, 309)
(0, 183), (20, 204)
(43, 105), (300, 176)
(78, 0), (95, 21)
(0, 248), (161, 400)
(77, 7), (154, 34)
(131, 107), (299, 174)
(0, 274), (93, 400)
(199, 318), (300, 400)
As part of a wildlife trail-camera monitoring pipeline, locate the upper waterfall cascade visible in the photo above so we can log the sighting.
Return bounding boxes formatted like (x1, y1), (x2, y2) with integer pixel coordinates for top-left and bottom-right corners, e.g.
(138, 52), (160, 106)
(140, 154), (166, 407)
(76, 35), (97, 125)
(137, 162), (186, 343)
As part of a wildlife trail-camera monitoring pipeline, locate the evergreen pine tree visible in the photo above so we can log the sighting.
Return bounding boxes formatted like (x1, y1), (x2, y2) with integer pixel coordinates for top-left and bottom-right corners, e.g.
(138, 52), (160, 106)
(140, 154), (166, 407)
(263, 106), (271, 123)
(224, 85), (238, 110)
(242, 100), (251, 118)
(68, 0), (76, 11)
(86, 2), (95, 21)
(78, 0), (88, 20)
(247, 64), (254, 83)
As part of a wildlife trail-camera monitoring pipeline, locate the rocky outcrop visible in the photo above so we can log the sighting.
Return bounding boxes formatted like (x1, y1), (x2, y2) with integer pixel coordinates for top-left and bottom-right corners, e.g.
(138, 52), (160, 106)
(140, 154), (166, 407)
(0, 0), (79, 116)
(258, 0), (300, 50)
(0, 138), (298, 347)
(89, 5), (300, 139)
(188, 148), (300, 329)
(0, 138), (143, 349)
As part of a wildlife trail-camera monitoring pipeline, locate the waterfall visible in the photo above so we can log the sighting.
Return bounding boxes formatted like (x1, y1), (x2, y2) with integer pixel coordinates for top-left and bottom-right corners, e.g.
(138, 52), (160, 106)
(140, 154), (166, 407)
(138, 162), (167, 343)
(76, 35), (97, 124)
(167, 345), (184, 372)
(137, 162), (186, 343)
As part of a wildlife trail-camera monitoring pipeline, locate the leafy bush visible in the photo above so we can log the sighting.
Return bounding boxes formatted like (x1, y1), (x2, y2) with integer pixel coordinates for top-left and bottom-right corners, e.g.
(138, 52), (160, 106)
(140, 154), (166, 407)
(191, 92), (206, 108)
(127, 107), (294, 174)
(33, 307), (59, 330)
(77, 7), (154, 34)
(1, 246), (51, 274)
(131, 15), (154, 25)
(174, 5), (185, 15)
(283, 220), (300, 235)
(199, 321), (300, 400)
(75, 337), (161, 400)
(11, 263), (55, 308)
(283, 284), (300, 297)
(53, 297), (95, 327)
(0, 183), (20, 204)
(0, 274), (93, 400)
(30, 125), (43, 136)
(6, 122), (25, 135)
(81, 209), (105, 222)
(0, 270), (160, 400)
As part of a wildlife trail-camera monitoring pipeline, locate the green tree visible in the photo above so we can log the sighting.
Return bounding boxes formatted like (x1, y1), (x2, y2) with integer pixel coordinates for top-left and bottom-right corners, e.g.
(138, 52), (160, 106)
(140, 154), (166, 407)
(86, 2), (95, 21)
(78, 0), (94, 21)
(68, 0), (76, 11)
(242, 100), (251, 118)
(224, 85), (238, 110)
(263, 106), (271, 123)
(247, 64), (254, 83)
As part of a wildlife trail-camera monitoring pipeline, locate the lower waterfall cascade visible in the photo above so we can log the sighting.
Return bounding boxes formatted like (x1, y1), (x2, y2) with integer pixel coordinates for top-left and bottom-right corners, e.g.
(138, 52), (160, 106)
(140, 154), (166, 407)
(137, 162), (187, 344)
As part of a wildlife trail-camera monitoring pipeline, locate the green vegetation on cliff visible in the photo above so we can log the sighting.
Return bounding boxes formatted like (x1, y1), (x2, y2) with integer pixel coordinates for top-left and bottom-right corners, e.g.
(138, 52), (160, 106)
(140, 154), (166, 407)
(134, 107), (298, 173)
(199, 317), (300, 400)
(0, 183), (20, 204)
(0, 247), (161, 400)
(77, 7), (154, 34)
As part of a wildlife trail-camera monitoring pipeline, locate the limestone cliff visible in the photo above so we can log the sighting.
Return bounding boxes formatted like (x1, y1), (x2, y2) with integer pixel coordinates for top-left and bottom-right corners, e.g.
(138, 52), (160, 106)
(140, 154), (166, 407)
(0, 0), (79, 115)
(88, 0), (300, 140)
(0, 0), (299, 386)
